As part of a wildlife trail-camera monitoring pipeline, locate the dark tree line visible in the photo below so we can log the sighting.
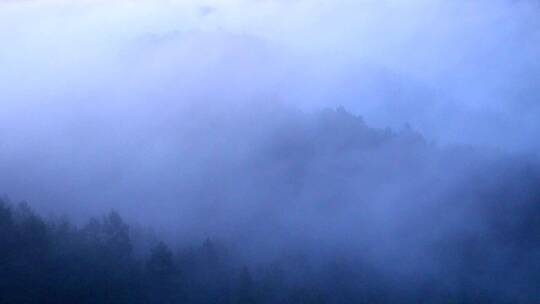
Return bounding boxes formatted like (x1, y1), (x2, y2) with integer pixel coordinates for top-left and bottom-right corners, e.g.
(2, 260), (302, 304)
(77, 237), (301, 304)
(1, 196), (540, 303)
(0, 200), (242, 303)
(0, 199), (338, 304)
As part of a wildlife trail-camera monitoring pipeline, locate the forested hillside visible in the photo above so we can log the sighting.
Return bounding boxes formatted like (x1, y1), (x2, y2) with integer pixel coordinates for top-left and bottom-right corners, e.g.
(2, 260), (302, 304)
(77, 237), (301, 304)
(1, 108), (539, 303)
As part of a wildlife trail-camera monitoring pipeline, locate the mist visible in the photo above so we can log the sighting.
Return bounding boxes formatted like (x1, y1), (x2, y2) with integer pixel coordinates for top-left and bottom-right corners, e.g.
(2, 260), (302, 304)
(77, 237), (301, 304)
(1, 0), (540, 303)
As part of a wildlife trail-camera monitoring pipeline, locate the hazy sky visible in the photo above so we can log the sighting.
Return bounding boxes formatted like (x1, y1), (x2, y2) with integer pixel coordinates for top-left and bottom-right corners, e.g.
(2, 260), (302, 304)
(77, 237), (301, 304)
(2, 0), (540, 153)
(1, 0), (540, 216)
(1, 0), (539, 142)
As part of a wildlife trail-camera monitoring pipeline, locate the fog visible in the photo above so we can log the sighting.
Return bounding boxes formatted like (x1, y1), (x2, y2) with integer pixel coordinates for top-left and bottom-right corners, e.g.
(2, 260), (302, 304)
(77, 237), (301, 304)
(1, 1), (540, 302)
(2, 0), (540, 146)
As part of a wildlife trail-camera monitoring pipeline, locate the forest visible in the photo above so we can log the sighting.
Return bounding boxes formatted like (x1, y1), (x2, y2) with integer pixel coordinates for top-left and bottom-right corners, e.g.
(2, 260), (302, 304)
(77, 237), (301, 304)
(1, 108), (539, 304)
